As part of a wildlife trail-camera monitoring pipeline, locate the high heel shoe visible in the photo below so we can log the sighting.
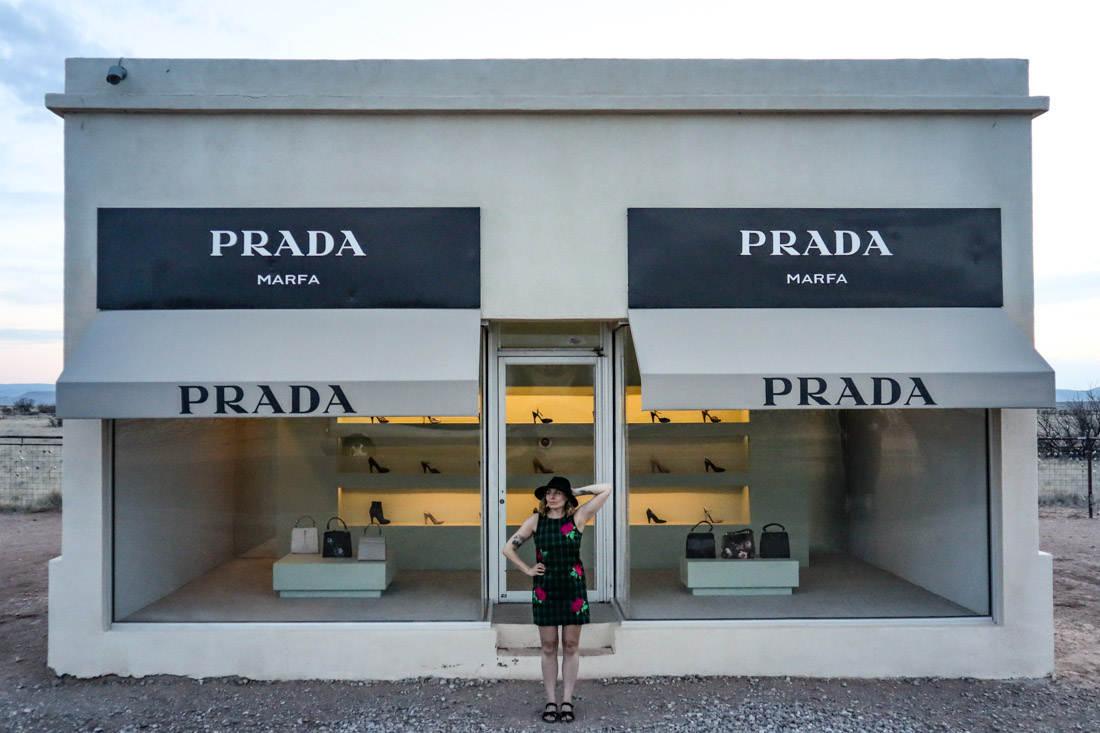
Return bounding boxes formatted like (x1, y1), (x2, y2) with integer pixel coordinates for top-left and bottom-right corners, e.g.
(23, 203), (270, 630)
(532, 409), (553, 424)
(646, 508), (667, 524)
(423, 416), (441, 424)
(533, 457), (554, 474)
(649, 410), (670, 423)
(701, 409), (722, 423)
(650, 457), (671, 473)
(424, 512), (444, 525)
(703, 507), (723, 524)
(421, 460), (440, 474)
(368, 456), (390, 473)
(703, 458), (726, 473)
(369, 500), (391, 525)
(373, 416), (389, 424)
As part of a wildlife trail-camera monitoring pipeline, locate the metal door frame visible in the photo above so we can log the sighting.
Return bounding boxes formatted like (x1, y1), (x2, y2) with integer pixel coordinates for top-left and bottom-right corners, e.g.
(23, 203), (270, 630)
(486, 325), (615, 603)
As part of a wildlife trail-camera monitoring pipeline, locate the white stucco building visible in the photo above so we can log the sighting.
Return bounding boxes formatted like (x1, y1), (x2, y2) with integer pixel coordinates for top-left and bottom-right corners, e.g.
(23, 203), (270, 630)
(47, 58), (1055, 680)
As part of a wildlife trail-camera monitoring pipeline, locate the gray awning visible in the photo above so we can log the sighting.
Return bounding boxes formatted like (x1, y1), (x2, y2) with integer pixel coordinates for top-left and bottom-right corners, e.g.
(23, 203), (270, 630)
(628, 308), (1055, 410)
(57, 309), (481, 418)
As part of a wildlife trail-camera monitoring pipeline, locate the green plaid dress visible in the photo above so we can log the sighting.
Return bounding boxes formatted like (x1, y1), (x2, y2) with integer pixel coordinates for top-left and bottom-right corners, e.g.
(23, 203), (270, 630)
(531, 513), (590, 626)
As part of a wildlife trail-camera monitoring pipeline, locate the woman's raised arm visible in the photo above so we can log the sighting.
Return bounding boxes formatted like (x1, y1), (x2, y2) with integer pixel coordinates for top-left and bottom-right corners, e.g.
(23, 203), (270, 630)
(572, 482), (613, 527)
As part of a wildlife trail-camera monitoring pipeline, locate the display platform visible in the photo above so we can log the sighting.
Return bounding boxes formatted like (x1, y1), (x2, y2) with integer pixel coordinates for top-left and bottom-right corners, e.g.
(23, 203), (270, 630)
(273, 552), (396, 598)
(679, 557), (799, 596)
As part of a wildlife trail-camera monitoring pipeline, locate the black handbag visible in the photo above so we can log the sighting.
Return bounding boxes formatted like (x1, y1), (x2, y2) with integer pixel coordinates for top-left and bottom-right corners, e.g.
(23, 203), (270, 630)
(721, 528), (755, 559)
(759, 523), (791, 558)
(322, 517), (353, 558)
(685, 520), (716, 559)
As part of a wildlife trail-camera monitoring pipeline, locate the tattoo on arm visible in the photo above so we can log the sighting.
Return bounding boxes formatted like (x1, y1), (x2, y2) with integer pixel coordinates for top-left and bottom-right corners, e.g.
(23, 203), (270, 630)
(510, 534), (527, 549)
(574, 489), (592, 496)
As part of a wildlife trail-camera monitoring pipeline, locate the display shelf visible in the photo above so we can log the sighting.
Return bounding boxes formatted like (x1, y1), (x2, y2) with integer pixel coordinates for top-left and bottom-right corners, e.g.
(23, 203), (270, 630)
(331, 421), (480, 444)
(338, 487), (481, 526)
(339, 474), (480, 490)
(627, 423), (751, 438)
(628, 486), (750, 526)
(628, 474), (748, 489)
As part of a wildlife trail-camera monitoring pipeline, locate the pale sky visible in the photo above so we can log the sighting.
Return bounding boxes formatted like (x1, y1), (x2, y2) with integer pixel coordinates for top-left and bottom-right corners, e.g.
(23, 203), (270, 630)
(1, 0), (1096, 388)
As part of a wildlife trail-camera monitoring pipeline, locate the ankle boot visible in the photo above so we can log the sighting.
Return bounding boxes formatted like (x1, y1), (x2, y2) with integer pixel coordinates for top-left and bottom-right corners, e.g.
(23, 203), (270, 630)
(369, 500), (391, 525)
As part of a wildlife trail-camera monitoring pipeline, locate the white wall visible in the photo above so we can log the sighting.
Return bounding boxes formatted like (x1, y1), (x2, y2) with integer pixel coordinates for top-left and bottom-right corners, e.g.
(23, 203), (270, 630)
(59, 111), (1037, 353)
(113, 419), (238, 619)
(846, 409), (990, 613)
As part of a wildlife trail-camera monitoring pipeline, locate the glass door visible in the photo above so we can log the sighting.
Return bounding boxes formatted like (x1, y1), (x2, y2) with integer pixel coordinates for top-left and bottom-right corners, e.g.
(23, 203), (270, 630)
(489, 353), (613, 603)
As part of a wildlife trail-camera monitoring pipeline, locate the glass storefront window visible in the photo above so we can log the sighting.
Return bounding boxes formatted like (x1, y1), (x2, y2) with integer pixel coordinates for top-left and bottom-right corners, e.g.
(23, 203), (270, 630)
(620, 327), (990, 620)
(112, 414), (483, 623)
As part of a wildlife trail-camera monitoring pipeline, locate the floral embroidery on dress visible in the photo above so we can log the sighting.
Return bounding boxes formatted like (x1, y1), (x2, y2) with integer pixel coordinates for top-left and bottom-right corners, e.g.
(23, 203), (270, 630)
(570, 563), (584, 579)
(536, 549), (545, 563)
(561, 522), (577, 540)
(533, 587), (546, 603)
(571, 597), (589, 615)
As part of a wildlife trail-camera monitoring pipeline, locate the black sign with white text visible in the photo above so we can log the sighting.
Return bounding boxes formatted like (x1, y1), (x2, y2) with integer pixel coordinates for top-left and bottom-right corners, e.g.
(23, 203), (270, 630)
(628, 208), (1002, 308)
(98, 208), (480, 309)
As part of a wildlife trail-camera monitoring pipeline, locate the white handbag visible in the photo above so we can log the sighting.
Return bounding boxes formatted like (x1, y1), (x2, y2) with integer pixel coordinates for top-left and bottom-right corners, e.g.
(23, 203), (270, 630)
(358, 524), (386, 561)
(290, 516), (319, 554)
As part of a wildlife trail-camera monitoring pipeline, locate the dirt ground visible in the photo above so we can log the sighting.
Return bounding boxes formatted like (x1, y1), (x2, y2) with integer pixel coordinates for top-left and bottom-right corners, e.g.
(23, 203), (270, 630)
(1, 508), (1098, 732)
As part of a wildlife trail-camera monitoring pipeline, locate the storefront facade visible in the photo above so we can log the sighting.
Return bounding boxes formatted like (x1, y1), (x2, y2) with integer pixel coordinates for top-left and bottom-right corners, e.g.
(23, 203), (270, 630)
(47, 58), (1055, 679)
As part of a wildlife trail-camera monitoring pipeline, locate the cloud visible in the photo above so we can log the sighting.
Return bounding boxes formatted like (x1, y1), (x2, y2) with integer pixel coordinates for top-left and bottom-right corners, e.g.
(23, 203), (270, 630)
(0, 1), (111, 109)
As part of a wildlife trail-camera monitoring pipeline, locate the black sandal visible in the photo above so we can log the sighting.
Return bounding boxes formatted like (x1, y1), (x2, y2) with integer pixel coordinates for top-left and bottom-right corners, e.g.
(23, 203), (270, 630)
(559, 701), (575, 723)
(542, 702), (559, 723)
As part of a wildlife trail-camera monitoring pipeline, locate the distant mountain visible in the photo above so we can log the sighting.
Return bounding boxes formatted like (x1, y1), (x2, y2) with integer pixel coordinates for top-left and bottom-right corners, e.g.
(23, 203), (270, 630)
(1056, 388), (1099, 404)
(0, 383), (56, 406)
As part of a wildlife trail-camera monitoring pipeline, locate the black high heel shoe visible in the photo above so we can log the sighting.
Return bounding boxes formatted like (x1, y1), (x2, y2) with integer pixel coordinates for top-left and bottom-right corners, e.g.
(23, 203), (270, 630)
(369, 501), (391, 525)
(368, 456), (390, 473)
(703, 458), (726, 473)
(703, 507), (723, 524)
(649, 410), (670, 423)
(423, 416), (441, 424)
(533, 457), (554, 474)
(421, 461), (440, 474)
(701, 409), (722, 423)
(532, 409), (553, 424)
(423, 512), (444, 525)
(650, 457), (671, 473)
(646, 508), (667, 524)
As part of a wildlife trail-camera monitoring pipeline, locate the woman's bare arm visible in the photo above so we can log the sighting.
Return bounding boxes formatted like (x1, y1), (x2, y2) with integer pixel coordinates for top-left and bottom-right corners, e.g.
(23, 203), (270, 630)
(501, 512), (542, 576)
(572, 482), (613, 528)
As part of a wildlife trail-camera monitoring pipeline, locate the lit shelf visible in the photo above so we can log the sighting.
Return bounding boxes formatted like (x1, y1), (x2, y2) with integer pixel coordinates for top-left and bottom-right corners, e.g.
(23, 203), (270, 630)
(627, 424), (751, 438)
(330, 422), (480, 444)
(628, 474), (748, 489)
(339, 474), (480, 490)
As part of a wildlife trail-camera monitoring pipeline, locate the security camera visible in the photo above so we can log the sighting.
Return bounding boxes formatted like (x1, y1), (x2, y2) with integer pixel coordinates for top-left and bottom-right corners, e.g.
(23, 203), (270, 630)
(106, 65), (127, 84)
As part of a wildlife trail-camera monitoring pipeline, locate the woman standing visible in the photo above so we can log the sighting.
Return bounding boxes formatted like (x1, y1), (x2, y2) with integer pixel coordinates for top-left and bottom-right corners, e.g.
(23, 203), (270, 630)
(501, 475), (612, 724)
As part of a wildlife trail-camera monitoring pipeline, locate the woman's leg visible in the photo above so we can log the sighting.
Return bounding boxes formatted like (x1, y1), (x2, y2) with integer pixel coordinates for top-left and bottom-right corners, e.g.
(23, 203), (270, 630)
(560, 624), (582, 704)
(538, 625), (560, 703)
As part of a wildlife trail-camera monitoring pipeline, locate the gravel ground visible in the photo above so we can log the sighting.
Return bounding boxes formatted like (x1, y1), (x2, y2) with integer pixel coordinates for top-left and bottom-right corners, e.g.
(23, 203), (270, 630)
(2, 509), (1098, 732)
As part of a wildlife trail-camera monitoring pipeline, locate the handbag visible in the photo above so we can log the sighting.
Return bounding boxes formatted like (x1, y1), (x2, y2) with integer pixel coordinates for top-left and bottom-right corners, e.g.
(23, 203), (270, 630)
(685, 520), (716, 559)
(290, 515), (319, 554)
(322, 517), (353, 558)
(759, 523), (791, 558)
(357, 524), (387, 561)
(721, 528), (755, 559)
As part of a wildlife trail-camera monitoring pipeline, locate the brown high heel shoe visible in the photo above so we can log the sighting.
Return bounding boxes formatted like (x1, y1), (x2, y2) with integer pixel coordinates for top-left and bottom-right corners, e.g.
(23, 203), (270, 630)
(650, 457), (671, 473)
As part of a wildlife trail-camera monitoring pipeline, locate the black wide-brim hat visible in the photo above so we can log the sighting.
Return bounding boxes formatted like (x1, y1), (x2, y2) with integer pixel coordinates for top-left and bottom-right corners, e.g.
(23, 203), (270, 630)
(534, 475), (578, 508)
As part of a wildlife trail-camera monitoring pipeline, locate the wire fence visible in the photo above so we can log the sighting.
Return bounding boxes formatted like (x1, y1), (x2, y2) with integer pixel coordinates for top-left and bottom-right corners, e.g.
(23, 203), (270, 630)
(0, 435), (63, 511)
(1037, 436), (1097, 517)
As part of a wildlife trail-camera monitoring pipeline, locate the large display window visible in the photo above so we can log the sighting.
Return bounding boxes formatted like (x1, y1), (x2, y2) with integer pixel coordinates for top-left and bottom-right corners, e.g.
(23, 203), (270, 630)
(112, 415), (484, 623)
(619, 328), (991, 620)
